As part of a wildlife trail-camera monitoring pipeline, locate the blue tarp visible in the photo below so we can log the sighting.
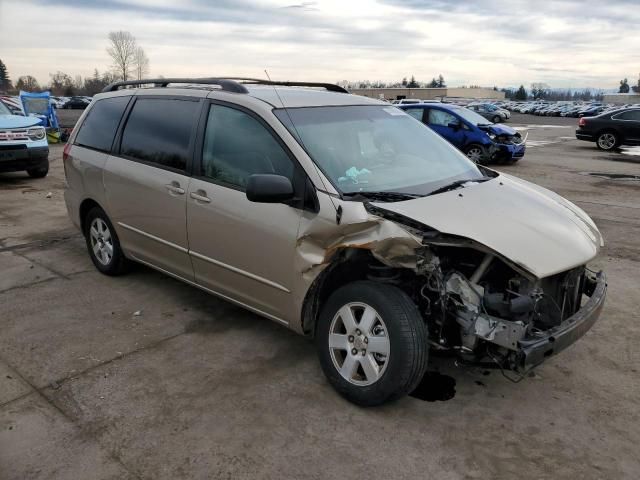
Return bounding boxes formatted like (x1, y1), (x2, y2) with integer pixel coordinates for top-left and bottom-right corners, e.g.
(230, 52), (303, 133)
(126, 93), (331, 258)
(19, 91), (59, 129)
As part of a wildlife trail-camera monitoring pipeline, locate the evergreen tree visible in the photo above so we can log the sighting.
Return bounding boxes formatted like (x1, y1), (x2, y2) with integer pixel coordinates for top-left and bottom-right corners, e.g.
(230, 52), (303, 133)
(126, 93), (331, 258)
(515, 85), (527, 100)
(619, 78), (630, 93)
(436, 74), (446, 88)
(0, 59), (12, 92)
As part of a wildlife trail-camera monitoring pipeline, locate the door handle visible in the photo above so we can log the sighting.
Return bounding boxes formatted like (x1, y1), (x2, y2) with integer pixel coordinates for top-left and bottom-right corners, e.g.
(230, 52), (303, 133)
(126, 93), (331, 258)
(165, 182), (185, 195)
(190, 190), (211, 203)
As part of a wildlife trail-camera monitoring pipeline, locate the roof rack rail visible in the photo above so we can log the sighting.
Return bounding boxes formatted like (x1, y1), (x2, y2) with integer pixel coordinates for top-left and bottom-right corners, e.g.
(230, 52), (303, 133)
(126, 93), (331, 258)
(229, 78), (348, 93)
(101, 77), (349, 94)
(102, 78), (249, 94)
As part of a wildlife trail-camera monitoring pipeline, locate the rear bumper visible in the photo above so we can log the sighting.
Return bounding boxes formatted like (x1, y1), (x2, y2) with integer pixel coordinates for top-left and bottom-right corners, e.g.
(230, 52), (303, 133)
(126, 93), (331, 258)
(517, 271), (606, 370)
(575, 131), (595, 142)
(0, 145), (49, 172)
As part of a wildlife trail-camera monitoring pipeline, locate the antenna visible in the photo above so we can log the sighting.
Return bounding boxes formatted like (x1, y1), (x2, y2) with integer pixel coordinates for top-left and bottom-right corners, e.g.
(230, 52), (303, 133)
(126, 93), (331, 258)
(263, 70), (342, 222)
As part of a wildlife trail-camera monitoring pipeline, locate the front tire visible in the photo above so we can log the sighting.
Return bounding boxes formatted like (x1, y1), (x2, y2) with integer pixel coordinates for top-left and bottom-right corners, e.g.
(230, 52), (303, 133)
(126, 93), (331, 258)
(492, 115), (501, 123)
(596, 131), (619, 151)
(316, 281), (429, 406)
(464, 144), (486, 164)
(27, 158), (49, 178)
(84, 207), (130, 275)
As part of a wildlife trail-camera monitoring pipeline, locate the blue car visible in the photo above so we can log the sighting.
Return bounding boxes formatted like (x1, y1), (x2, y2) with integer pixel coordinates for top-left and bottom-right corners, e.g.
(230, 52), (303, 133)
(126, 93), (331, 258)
(398, 103), (526, 164)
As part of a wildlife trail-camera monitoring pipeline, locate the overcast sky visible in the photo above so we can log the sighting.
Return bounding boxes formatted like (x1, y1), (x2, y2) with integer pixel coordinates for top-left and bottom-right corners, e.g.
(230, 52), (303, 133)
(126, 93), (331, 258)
(1, 0), (638, 89)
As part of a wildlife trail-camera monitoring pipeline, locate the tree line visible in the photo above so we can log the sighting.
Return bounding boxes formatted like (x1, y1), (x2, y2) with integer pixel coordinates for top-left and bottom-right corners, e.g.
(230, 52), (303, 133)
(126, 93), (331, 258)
(501, 84), (604, 102)
(337, 74), (446, 89)
(0, 31), (149, 96)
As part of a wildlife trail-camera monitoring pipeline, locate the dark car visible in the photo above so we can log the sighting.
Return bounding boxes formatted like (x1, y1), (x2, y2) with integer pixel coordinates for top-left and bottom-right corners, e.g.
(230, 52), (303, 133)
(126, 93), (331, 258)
(576, 108), (640, 151)
(399, 103), (526, 164)
(63, 97), (90, 109)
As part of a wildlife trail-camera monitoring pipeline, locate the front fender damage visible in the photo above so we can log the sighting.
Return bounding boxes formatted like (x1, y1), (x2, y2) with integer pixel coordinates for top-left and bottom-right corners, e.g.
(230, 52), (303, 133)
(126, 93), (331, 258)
(294, 200), (605, 375)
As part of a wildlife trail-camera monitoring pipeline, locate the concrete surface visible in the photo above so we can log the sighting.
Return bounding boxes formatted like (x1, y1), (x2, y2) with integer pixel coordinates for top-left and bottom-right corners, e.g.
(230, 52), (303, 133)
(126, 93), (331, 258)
(1, 113), (639, 479)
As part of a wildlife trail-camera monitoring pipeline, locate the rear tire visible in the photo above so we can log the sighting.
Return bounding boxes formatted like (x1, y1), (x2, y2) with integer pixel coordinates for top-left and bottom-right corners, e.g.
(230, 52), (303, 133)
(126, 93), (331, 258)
(84, 206), (130, 276)
(492, 115), (501, 123)
(27, 159), (49, 178)
(316, 281), (429, 406)
(596, 131), (619, 151)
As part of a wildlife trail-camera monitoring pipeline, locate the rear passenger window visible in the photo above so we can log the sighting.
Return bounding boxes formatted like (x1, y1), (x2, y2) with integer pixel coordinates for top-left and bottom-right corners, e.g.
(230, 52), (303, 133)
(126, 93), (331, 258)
(120, 98), (199, 171)
(404, 108), (424, 121)
(615, 110), (640, 121)
(200, 104), (294, 189)
(75, 97), (130, 152)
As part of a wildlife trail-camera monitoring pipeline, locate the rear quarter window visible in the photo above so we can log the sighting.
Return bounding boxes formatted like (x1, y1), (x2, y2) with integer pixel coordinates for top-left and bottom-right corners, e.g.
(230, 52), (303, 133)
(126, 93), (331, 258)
(119, 98), (200, 171)
(75, 96), (130, 152)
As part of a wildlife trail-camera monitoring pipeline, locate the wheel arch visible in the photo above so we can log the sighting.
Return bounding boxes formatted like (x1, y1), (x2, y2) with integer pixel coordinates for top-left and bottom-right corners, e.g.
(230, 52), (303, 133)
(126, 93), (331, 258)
(301, 248), (387, 337)
(79, 198), (105, 236)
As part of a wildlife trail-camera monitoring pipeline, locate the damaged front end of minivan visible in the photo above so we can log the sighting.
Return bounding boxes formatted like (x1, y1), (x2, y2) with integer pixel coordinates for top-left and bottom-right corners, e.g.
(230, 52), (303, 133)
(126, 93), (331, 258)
(298, 189), (606, 378)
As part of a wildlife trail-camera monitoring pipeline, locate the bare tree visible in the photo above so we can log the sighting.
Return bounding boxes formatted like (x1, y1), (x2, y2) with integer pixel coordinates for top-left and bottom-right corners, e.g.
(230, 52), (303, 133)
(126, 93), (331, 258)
(16, 75), (40, 92)
(134, 47), (150, 80)
(106, 31), (138, 81)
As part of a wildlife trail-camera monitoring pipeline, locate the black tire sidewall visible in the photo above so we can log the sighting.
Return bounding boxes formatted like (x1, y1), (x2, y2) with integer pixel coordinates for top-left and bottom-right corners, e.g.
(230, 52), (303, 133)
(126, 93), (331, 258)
(493, 115), (501, 123)
(316, 281), (428, 406)
(84, 207), (128, 275)
(27, 159), (49, 178)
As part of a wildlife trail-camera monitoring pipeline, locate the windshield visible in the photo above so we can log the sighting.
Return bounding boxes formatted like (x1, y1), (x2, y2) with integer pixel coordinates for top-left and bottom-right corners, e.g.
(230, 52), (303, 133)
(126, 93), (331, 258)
(456, 107), (492, 125)
(274, 105), (484, 196)
(0, 102), (11, 115)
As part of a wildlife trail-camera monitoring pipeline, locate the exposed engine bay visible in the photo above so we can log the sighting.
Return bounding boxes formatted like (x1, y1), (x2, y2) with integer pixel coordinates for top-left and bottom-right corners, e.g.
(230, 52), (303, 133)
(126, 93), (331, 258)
(363, 237), (600, 377)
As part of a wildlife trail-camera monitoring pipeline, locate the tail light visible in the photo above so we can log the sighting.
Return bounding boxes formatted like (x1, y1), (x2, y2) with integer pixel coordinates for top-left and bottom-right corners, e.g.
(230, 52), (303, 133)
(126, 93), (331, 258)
(62, 142), (72, 162)
(578, 117), (587, 127)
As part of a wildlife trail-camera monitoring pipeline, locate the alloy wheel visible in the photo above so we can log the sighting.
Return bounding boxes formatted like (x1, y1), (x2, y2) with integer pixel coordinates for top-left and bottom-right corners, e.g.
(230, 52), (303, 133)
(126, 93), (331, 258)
(597, 133), (616, 150)
(328, 302), (390, 386)
(89, 218), (114, 266)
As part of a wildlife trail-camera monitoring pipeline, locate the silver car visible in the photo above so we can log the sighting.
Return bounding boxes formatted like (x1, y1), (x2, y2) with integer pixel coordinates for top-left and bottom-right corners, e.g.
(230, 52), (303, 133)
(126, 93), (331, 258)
(64, 78), (606, 406)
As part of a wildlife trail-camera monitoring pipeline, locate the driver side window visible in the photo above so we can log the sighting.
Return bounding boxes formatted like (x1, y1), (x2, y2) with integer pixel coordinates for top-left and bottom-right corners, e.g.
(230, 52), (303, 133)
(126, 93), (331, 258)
(428, 109), (457, 127)
(200, 104), (294, 190)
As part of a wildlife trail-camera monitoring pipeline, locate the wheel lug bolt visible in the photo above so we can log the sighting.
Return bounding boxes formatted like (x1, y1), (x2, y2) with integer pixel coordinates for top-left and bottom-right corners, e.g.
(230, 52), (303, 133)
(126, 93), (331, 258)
(355, 329), (361, 335)
(351, 348), (357, 355)
(361, 350), (366, 356)
(364, 337), (368, 344)
(348, 335), (354, 342)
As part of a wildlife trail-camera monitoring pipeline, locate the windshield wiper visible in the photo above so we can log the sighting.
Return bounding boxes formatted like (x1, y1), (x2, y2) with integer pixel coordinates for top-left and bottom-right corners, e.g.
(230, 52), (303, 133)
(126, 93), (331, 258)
(342, 191), (423, 202)
(426, 176), (492, 196)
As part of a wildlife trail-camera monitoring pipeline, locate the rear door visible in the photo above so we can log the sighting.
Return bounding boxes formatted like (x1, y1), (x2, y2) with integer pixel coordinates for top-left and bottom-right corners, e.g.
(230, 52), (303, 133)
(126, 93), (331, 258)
(403, 106), (426, 123)
(103, 96), (201, 280)
(186, 101), (305, 323)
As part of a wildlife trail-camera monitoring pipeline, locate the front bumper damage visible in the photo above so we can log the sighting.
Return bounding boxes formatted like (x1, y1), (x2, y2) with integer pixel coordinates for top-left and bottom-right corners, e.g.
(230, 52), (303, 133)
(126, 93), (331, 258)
(517, 271), (606, 369)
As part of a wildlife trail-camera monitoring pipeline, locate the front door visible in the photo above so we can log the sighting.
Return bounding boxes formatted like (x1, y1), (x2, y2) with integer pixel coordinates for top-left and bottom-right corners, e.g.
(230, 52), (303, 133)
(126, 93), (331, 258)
(425, 108), (467, 148)
(186, 102), (304, 324)
(104, 96), (202, 280)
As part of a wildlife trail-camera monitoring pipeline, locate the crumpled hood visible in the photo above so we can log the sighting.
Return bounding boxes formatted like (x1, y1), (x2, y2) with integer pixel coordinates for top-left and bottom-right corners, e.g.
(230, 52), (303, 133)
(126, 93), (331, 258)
(372, 174), (603, 278)
(478, 123), (517, 136)
(0, 114), (41, 129)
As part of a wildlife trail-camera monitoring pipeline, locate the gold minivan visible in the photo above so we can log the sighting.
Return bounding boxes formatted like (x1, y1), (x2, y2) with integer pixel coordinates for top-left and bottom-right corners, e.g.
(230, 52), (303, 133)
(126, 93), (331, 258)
(64, 78), (606, 405)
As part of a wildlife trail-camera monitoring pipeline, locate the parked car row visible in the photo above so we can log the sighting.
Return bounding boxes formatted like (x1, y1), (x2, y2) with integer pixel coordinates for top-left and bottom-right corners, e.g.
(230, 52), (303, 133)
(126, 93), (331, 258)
(500, 100), (640, 118)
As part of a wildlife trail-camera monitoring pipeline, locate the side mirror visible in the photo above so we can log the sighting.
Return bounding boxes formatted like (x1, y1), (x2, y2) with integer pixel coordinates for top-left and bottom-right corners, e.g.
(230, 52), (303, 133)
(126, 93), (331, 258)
(246, 174), (294, 203)
(448, 121), (461, 130)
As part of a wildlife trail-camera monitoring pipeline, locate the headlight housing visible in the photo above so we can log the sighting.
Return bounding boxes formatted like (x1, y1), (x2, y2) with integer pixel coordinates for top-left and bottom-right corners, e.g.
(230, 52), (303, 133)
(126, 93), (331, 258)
(27, 127), (46, 141)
